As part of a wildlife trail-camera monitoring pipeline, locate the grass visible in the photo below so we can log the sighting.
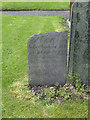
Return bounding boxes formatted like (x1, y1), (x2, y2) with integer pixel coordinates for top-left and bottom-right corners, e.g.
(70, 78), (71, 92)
(2, 2), (70, 11)
(3, 75), (88, 118)
(2, 14), (88, 118)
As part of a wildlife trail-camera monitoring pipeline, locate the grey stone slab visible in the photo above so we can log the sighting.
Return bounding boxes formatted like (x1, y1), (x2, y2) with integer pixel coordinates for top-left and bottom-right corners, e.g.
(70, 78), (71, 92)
(27, 31), (68, 86)
(68, 1), (90, 85)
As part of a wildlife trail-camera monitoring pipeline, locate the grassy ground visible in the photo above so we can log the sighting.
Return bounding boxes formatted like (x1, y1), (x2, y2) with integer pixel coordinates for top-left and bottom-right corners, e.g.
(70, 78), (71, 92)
(2, 15), (88, 118)
(2, 2), (70, 11)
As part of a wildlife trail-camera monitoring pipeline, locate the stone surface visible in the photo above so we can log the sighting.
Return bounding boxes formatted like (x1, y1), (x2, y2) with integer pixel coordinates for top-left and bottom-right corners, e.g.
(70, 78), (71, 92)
(28, 31), (68, 86)
(68, 1), (90, 85)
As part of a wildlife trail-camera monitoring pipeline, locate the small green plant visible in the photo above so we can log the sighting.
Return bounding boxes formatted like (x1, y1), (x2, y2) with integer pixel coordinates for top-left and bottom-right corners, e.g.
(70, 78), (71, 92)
(38, 91), (45, 100)
(56, 85), (71, 100)
(59, 88), (66, 97)
(65, 73), (80, 85)
(44, 87), (56, 98)
(75, 79), (82, 90)
(65, 73), (86, 91)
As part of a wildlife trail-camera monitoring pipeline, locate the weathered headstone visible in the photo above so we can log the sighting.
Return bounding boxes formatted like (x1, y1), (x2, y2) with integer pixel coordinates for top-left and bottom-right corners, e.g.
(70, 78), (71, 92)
(28, 31), (68, 85)
(68, 1), (90, 85)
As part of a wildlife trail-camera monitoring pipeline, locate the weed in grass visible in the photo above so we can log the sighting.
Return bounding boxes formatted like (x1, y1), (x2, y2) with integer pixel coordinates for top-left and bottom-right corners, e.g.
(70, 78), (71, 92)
(65, 73), (89, 92)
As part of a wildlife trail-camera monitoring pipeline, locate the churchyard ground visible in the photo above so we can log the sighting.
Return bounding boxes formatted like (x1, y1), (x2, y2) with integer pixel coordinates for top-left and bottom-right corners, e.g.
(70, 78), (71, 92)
(2, 14), (88, 118)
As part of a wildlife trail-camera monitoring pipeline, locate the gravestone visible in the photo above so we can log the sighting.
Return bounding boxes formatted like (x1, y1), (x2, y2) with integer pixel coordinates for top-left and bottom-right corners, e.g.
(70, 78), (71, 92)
(28, 31), (68, 86)
(68, 1), (90, 85)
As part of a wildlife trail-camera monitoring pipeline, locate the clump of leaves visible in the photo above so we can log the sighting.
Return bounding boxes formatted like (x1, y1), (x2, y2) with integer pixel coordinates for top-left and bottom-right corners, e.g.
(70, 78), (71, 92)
(9, 75), (89, 104)
(28, 83), (89, 103)
(64, 73), (88, 92)
(44, 87), (56, 98)
(65, 73), (79, 85)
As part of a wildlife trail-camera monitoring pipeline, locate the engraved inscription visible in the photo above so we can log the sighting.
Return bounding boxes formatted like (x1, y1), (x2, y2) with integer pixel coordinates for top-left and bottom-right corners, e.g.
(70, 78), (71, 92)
(77, 13), (80, 22)
(75, 30), (79, 39)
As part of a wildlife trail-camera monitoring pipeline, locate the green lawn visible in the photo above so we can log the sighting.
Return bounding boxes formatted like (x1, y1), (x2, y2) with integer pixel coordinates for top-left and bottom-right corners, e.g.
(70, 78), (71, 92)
(2, 2), (70, 11)
(2, 15), (88, 118)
